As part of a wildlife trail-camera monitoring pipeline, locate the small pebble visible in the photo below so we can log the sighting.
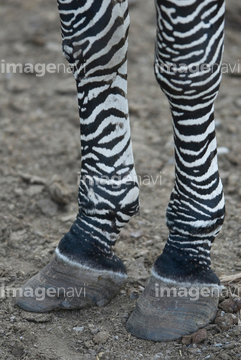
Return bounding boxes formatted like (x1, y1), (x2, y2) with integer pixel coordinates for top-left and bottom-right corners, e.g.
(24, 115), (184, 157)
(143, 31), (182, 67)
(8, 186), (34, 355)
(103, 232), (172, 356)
(217, 147), (230, 155)
(30, 35), (45, 46)
(130, 230), (143, 239)
(192, 329), (207, 344)
(73, 326), (84, 333)
(98, 352), (110, 360)
(26, 185), (45, 197)
(14, 188), (23, 196)
(37, 198), (58, 217)
(215, 311), (238, 330)
(47, 174), (71, 205)
(182, 328), (207, 344)
(93, 331), (109, 344)
(84, 341), (92, 349)
(22, 313), (52, 323)
(219, 298), (238, 313)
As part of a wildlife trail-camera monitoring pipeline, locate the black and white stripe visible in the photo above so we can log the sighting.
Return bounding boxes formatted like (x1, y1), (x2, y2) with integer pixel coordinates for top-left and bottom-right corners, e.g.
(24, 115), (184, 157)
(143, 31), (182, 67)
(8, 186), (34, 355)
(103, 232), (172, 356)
(55, 0), (225, 282)
(153, 0), (225, 281)
(56, 0), (139, 270)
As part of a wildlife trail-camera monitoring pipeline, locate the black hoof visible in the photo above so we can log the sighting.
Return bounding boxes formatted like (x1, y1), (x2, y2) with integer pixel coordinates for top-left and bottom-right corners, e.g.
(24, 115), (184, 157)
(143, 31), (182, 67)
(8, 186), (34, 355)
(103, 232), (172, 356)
(16, 253), (127, 312)
(126, 270), (220, 341)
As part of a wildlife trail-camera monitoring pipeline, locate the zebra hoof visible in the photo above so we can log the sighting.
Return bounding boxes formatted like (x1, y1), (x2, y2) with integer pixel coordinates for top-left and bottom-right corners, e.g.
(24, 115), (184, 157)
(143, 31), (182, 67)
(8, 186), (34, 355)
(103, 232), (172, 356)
(126, 271), (220, 341)
(16, 254), (127, 313)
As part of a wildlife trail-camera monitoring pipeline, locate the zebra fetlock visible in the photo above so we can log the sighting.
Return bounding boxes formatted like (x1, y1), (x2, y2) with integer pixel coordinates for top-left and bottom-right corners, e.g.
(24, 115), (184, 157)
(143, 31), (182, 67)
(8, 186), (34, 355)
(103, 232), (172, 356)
(152, 0), (225, 282)
(56, 0), (140, 266)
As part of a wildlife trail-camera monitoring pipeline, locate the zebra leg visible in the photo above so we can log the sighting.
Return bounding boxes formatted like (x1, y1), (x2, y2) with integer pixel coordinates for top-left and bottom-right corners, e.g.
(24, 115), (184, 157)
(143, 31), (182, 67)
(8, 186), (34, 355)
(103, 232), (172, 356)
(16, 0), (139, 312)
(127, 0), (225, 340)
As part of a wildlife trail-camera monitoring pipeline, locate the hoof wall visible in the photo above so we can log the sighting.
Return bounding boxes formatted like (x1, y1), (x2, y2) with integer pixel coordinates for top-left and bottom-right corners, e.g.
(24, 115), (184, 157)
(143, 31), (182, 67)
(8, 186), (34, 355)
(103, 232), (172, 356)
(126, 272), (220, 341)
(16, 254), (126, 312)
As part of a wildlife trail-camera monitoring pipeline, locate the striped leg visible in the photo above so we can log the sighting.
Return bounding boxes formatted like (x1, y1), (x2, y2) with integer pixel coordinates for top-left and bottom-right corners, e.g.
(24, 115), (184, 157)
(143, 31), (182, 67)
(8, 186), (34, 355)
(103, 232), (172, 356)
(16, 0), (139, 312)
(127, 0), (225, 340)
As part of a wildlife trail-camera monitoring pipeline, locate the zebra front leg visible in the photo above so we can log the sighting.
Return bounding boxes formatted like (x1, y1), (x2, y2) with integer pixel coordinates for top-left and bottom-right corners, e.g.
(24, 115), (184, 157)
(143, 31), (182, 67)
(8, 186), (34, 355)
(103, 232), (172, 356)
(127, 0), (225, 340)
(17, 0), (139, 312)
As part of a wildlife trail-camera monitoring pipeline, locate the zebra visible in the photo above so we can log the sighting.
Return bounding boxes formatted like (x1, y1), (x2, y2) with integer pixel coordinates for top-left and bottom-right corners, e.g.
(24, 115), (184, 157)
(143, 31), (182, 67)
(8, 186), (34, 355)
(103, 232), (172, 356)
(16, 0), (226, 341)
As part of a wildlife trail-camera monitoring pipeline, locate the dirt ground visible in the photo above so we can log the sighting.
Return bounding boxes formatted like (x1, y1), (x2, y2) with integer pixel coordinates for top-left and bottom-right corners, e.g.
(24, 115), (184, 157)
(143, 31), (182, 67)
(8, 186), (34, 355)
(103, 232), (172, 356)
(0, 0), (241, 359)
